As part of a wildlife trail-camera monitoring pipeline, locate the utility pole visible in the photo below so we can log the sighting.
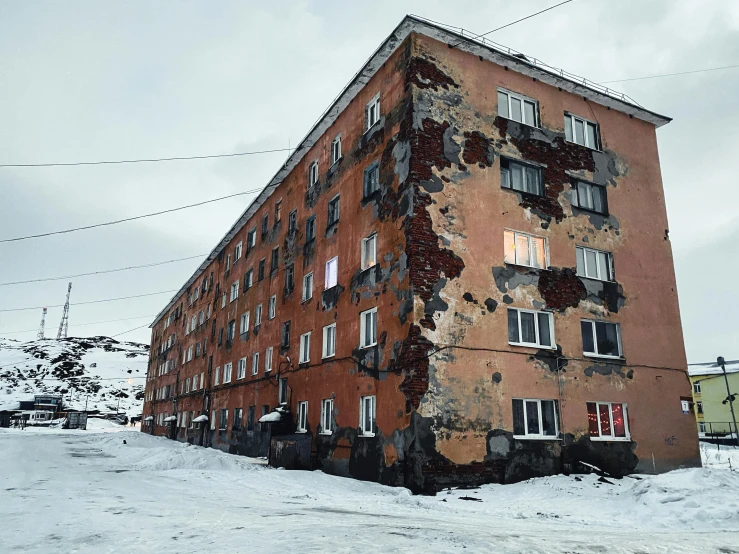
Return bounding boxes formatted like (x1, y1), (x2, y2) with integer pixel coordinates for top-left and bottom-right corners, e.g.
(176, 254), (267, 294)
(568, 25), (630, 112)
(56, 282), (72, 340)
(36, 307), (47, 340)
(718, 357), (739, 447)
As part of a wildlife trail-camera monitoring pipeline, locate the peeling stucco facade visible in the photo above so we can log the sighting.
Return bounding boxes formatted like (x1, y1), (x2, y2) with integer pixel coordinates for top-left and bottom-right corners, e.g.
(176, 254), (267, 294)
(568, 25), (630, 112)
(142, 17), (700, 493)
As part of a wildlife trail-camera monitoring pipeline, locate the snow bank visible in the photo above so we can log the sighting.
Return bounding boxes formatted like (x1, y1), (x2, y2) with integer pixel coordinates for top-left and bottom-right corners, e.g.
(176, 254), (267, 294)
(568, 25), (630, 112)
(92, 431), (266, 472)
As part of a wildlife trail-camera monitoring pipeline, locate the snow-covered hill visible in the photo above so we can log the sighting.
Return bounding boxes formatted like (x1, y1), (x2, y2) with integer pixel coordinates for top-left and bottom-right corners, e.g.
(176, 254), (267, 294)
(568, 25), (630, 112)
(0, 336), (149, 416)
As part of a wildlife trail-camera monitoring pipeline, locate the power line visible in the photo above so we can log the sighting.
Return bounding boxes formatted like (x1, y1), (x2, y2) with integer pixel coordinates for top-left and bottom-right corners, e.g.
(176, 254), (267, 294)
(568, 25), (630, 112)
(111, 323), (151, 338)
(0, 254), (204, 287)
(600, 64), (739, 84)
(0, 146), (292, 168)
(450, 0), (575, 48)
(0, 289), (179, 313)
(0, 314), (156, 335)
(0, 190), (264, 243)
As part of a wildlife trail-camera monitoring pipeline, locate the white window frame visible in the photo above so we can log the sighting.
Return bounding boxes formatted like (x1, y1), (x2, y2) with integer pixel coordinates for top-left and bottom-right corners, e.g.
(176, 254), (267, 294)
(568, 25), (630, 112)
(322, 323), (336, 359)
(498, 88), (539, 127)
(512, 398), (559, 440)
(320, 398), (334, 435)
(302, 272), (313, 302)
(299, 332), (311, 364)
(699, 422), (706, 434)
(587, 401), (630, 441)
(234, 241), (243, 261)
(508, 308), (555, 349)
(193, 374), (199, 390)
(331, 135), (342, 165)
(240, 312), (250, 335)
(361, 233), (377, 270)
(576, 246), (614, 281)
(185, 378), (190, 393)
(225, 253), (231, 271)
(265, 347), (273, 372)
(237, 357), (246, 380)
(255, 304), (263, 326)
(200, 372), (204, 389)
(268, 295), (276, 320)
(572, 180), (608, 215)
(581, 319), (623, 359)
(565, 113), (600, 150)
(359, 308), (378, 349)
(693, 381), (701, 394)
(296, 401), (308, 433)
(214, 366), (220, 386)
(221, 293), (227, 308)
(325, 256), (338, 289)
(251, 352), (259, 375)
(309, 160), (319, 188)
(500, 158), (543, 197)
(230, 281), (239, 302)
(223, 362), (232, 384)
(187, 346), (193, 362)
(504, 229), (548, 269)
(359, 395), (376, 437)
(366, 93), (380, 131)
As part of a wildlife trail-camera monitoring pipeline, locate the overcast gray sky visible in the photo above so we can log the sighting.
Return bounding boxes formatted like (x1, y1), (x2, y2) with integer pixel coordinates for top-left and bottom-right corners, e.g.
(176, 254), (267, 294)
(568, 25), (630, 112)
(1, 0), (737, 363)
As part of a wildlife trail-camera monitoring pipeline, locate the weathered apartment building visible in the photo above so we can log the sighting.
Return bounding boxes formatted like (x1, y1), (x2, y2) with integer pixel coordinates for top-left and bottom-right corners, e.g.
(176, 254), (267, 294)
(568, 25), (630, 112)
(142, 15), (700, 492)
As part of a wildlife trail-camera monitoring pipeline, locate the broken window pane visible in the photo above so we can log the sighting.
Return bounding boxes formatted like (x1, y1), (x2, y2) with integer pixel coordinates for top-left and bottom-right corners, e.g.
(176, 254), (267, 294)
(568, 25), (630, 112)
(512, 399), (525, 436)
(541, 400), (557, 436)
(612, 403), (626, 437)
(537, 313), (551, 347)
(526, 400), (540, 435)
(498, 91), (509, 119)
(510, 96), (522, 122)
(586, 402), (599, 436)
(520, 311), (536, 344)
(598, 403), (612, 436)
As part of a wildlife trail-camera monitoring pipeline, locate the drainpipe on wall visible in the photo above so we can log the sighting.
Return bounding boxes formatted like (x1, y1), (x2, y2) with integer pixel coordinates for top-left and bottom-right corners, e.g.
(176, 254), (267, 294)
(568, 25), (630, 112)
(718, 356), (739, 447)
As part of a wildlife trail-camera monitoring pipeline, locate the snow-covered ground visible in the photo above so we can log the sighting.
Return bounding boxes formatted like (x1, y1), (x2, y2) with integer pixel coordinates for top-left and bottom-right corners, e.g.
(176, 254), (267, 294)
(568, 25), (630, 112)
(0, 428), (737, 553)
(0, 336), (148, 416)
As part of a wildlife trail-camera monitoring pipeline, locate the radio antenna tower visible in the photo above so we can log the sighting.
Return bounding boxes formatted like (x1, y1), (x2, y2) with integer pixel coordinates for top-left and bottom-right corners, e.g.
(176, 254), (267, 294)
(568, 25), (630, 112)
(36, 307), (47, 340)
(56, 282), (72, 340)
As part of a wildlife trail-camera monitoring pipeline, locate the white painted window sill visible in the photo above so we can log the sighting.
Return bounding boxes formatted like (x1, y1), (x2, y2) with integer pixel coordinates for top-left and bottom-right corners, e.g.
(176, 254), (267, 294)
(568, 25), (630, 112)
(583, 353), (624, 361)
(320, 431), (333, 436)
(360, 343), (377, 350)
(589, 436), (631, 442)
(508, 341), (556, 350)
(513, 435), (560, 441)
(359, 433), (375, 438)
(322, 354), (335, 360)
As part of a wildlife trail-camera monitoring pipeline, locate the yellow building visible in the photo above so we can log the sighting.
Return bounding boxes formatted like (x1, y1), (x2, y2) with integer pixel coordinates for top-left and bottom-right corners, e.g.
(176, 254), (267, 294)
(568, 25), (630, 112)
(688, 360), (739, 437)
